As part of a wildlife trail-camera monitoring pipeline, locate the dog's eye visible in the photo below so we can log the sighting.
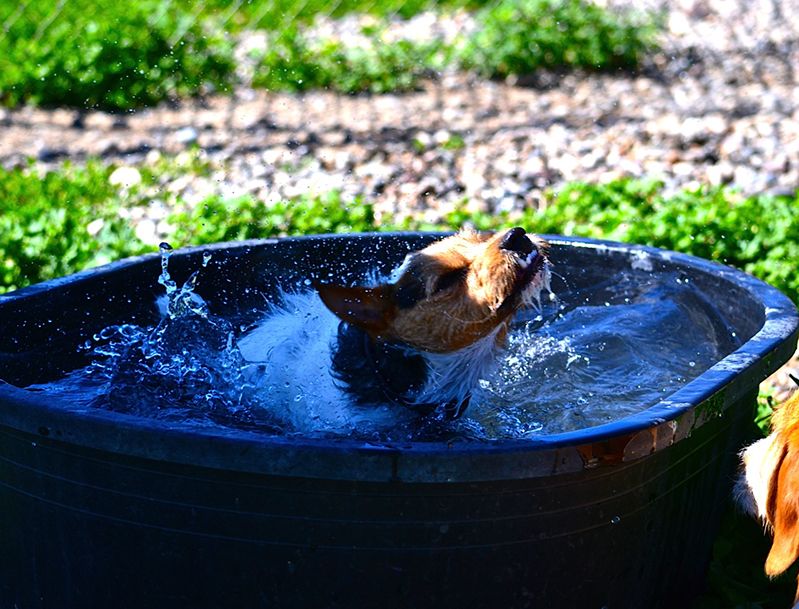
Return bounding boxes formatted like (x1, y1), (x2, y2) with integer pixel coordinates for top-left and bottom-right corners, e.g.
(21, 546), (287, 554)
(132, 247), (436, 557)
(395, 276), (426, 309)
(434, 267), (468, 294)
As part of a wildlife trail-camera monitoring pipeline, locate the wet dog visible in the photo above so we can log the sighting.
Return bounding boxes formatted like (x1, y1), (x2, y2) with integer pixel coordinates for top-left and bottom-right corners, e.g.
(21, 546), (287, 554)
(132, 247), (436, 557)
(737, 383), (799, 604)
(237, 227), (550, 431)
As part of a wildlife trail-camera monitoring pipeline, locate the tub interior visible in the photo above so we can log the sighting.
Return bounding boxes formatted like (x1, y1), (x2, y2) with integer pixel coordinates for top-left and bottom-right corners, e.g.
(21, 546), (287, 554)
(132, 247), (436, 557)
(0, 234), (769, 442)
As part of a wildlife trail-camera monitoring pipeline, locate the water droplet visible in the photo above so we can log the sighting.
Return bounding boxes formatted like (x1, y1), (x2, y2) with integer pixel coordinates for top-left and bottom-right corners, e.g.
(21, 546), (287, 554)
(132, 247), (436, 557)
(610, 516), (621, 524)
(158, 242), (177, 299)
(202, 251), (212, 267)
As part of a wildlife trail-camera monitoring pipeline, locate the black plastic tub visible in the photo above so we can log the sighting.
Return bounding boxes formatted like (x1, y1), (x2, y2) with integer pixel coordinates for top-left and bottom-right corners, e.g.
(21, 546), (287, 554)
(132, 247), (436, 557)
(0, 233), (796, 609)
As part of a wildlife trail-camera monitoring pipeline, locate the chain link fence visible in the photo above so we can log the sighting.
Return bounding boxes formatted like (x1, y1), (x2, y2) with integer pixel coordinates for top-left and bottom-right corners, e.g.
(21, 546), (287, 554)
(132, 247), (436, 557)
(3, 0), (798, 99)
(0, 0), (797, 213)
(1, 0), (798, 404)
(3, 0), (798, 57)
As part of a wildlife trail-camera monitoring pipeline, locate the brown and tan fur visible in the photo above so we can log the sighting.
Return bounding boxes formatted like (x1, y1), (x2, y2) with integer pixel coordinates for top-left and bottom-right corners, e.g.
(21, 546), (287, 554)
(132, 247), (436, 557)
(317, 227), (549, 353)
(238, 227), (550, 426)
(738, 388), (799, 604)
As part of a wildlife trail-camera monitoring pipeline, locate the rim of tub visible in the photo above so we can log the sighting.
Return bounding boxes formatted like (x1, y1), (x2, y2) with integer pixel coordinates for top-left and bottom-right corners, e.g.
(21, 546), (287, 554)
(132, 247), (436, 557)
(0, 233), (795, 482)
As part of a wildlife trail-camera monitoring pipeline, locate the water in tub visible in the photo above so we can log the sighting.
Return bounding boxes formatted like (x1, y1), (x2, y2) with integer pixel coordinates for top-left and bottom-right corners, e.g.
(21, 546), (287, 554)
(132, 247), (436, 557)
(24, 243), (741, 442)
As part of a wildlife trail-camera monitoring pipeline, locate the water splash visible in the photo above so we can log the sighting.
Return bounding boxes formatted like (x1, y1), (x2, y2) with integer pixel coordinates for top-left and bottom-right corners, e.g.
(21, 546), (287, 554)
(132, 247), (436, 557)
(40, 244), (277, 432)
(158, 241), (208, 320)
(27, 249), (741, 442)
(455, 271), (740, 437)
(157, 242), (176, 294)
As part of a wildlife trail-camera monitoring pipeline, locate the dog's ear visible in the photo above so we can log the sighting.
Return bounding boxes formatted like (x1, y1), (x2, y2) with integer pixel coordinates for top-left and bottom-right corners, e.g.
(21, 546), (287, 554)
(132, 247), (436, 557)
(315, 283), (395, 336)
(765, 439), (799, 578)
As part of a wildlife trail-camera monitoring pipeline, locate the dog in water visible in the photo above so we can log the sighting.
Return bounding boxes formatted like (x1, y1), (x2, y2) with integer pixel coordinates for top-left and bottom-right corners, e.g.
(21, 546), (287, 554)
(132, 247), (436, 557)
(737, 382), (799, 604)
(237, 227), (550, 433)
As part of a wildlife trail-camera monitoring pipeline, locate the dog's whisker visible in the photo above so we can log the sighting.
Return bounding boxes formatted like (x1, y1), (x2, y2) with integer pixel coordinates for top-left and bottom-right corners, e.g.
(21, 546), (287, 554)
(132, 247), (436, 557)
(440, 309), (498, 326)
(547, 269), (575, 295)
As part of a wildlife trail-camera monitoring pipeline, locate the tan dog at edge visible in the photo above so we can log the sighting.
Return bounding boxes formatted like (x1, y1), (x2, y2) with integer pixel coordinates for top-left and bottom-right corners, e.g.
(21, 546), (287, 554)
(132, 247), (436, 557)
(738, 380), (799, 605)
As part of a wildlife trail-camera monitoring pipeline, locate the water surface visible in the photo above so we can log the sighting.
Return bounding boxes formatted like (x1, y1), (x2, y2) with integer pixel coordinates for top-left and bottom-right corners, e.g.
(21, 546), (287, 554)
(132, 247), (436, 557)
(24, 247), (740, 442)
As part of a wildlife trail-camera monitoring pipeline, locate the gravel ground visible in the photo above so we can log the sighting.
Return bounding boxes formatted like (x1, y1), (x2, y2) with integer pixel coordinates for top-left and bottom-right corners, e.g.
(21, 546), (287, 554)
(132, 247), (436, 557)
(2, 0), (798, 218)
(1, 0), (797, 395)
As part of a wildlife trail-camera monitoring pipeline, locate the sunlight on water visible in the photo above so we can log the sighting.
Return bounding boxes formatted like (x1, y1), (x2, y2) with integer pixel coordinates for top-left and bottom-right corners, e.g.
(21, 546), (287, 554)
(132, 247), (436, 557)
(26, 245), (741, 442)
(30, 245), (277, 433)
(461, 271), (738, 438)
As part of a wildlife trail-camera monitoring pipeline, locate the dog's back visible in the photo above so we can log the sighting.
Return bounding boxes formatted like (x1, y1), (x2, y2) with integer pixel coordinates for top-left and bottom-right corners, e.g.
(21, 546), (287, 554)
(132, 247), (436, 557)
(236, 290), (418, 433)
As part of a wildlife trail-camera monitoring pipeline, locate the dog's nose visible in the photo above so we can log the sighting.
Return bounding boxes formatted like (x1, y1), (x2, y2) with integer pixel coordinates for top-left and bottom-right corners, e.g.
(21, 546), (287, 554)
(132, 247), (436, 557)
(500, 227), (535, 256)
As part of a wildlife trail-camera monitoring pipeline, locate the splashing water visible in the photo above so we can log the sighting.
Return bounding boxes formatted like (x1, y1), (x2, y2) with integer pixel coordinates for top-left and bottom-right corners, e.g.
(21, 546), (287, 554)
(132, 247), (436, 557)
(26, 246), (741, 442)
(455, 271), (739, 439)
(35, 244), (277, 432)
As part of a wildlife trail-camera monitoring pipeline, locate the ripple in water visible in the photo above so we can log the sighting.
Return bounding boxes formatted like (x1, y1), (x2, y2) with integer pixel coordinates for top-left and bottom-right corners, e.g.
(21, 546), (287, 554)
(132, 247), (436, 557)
(26, 246), (741, 442)
(462, 272), (739, 438)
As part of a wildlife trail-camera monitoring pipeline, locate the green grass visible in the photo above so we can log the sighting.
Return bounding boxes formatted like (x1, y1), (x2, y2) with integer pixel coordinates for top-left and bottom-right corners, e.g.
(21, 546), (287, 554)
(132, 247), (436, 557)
(459, 0), (660, 78)
(521, 180), (799, 305)
(196, 0), (474, 29)
(0, 0), (661, 108)
(251, 0), (660, 94)
(168, 191), (378, 243)
(252, 27), (449, 94)
(0, 161), (149, 292)
(0, 0), (235, 111)
(0, 0), (235, 112)
(2, 162), (797, 306)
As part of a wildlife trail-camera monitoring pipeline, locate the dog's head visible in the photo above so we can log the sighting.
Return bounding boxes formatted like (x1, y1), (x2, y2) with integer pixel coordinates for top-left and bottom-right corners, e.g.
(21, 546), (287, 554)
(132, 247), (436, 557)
(737, 390), (799, 596)
(316, 227), (550, 353)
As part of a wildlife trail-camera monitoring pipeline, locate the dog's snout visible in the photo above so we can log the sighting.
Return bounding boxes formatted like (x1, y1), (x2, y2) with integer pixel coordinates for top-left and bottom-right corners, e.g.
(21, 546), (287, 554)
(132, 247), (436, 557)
(500, 227), (535, 256)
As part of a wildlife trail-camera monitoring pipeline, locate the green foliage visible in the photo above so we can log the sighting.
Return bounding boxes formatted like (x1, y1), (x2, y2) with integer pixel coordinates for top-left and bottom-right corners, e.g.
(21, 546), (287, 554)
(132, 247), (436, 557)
(755, 387), (778, 436)
(513, 180), (799, 304)
(0, 0), (235, 111)
(252, 27), (448, 94)
(250, 0), (660, 94)
(0, 162), (148, 293)
(440, 133), (466, 151)
(2, 164), (797, 319)
(167, 192), (377, 244)
(199, 0), (468, 30)
(459, 0), (659, 78)
(0, 0), (660, 107)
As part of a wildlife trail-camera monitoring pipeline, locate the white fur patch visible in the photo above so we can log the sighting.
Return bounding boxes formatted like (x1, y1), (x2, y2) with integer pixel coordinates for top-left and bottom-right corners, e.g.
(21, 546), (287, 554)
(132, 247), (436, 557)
(236, 291), (366, 432)
(237, 291), (337, 364)
(416, 325), (503, 406)
(235, 290), (515, 433)
(736, 434), (782, 524)
(521, 262), (552, 310)
(517, 249), (537, 270)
